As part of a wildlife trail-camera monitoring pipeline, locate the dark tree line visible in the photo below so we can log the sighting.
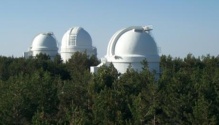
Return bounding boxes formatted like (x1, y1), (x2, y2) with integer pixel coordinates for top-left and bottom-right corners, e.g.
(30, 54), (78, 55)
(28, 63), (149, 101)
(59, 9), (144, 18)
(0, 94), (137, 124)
(0, 53), (219, 124)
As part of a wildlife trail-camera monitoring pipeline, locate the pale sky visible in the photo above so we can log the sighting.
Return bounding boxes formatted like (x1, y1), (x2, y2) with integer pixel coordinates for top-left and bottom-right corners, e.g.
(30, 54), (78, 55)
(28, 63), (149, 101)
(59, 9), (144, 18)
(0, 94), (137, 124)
(0, 0), (219, 58)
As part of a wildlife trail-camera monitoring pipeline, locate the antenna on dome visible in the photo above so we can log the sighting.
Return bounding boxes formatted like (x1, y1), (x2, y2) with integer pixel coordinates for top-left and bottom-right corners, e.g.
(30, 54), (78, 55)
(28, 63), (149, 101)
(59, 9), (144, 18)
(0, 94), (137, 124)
(47, 32), (54, 35)
(143, 25), (153, 32)
(42, 32), (53, 35)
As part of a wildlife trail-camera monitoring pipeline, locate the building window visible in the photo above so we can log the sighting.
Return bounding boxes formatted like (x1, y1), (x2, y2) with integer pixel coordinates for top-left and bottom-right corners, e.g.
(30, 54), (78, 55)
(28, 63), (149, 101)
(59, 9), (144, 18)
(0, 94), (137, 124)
(69, 35), (76, 45)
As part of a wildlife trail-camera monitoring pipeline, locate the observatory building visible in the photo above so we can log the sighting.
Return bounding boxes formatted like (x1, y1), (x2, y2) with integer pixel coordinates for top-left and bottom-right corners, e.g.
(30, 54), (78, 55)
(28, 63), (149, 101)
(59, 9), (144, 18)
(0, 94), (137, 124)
(91, 26), (160, 75)
(60, 27), (97, 62)
(23, 32), (58, 59)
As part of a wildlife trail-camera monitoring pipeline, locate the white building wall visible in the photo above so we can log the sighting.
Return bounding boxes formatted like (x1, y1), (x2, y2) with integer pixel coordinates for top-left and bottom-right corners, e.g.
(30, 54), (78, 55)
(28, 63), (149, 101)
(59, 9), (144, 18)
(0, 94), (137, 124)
(60, 52), (73, 62)
(23, 51), (32, 59)
(32, 50), (58, 59)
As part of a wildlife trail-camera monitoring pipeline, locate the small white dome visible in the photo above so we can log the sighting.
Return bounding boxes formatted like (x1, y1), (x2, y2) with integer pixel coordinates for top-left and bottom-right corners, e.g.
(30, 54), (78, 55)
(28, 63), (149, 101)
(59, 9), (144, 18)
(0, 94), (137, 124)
(31, 32), (58, 51)
(30, 32), (58, 58)
(60, 27), (97, 62)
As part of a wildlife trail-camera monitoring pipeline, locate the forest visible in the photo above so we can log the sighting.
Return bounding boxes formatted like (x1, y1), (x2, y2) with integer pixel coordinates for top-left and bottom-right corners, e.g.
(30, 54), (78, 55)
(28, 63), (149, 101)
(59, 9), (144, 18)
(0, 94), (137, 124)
(0, 52), (219, 124)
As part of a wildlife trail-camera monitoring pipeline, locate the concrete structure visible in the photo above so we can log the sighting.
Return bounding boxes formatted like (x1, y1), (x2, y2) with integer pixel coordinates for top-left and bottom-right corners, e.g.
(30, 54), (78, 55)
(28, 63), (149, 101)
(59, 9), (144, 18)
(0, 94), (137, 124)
(23, 32), (58, 59)
(91, 26), (160, 76)
(60, 27), (97, 62)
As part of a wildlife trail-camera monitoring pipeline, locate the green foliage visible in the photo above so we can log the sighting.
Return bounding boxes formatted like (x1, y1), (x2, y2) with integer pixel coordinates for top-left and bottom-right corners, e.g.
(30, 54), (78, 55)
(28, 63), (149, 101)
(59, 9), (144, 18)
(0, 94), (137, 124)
(0, 53), (219, 124)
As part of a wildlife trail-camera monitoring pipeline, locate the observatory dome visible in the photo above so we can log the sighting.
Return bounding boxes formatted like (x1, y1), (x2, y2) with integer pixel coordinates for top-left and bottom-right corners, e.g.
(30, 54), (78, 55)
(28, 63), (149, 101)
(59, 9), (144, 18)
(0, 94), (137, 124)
(31, 32), (58, 51)
(91, 26), (160, 76)
(113, 28), (158, 57)
(61, 27), (97, 62)
(30, 32), (58, 58)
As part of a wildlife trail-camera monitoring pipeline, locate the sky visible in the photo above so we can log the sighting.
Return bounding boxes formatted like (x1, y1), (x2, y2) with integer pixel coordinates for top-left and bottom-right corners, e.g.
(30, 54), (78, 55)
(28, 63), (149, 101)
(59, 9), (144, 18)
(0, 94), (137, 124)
(0, 0), (219, 58)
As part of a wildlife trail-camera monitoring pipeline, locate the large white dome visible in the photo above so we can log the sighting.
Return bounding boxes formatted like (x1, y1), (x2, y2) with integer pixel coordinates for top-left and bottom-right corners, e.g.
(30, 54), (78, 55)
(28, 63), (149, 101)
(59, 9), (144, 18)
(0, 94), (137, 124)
(30, 32), (58, 58)
(114, 29), (158, 56)
(106, 26), (159, 61)
(91, 26), (160, 76)
(61, 27), (97, 62)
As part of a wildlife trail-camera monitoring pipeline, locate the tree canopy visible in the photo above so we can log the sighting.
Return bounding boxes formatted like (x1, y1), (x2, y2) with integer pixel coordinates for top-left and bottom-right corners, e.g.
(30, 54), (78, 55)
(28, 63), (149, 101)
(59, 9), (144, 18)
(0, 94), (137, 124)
(0, 53), (219, 124)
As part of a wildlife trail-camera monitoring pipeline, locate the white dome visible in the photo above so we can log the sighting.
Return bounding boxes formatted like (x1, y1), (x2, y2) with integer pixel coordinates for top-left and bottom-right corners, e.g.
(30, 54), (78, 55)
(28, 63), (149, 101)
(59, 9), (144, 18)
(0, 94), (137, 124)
(61, 27), (92, 48)
(31, 32), (58, 58)
(31, 32), (58, 51)
(103, 26), (160, 74)
(60, 27), (97, 62)
(106, 26), (158, 60)
(114, 29), (158, 56)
